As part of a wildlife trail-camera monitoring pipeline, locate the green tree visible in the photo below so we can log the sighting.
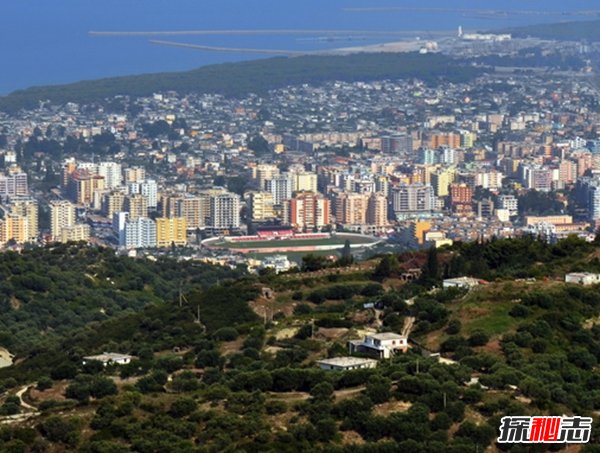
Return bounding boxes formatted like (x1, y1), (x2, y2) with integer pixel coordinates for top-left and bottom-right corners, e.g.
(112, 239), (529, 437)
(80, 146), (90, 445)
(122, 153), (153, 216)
(373, 254), (399, 280)
(338, 240), (354, 266)
(301, 254), (328, 272)
(310, 382), (334, 402)
(248, 135), (272, 156)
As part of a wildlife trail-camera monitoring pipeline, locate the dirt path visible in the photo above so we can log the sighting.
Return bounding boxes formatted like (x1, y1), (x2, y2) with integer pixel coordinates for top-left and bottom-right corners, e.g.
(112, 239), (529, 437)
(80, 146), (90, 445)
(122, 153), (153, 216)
(16, 385), (36, 411)
(401, 316), (416, 338)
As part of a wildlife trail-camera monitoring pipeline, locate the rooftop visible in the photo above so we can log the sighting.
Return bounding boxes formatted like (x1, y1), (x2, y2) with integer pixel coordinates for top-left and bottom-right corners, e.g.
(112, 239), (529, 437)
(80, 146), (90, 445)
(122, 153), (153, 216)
(316, 357), (378, 367)
(368, 332), (407, 341)
(83, 352), (133, 362)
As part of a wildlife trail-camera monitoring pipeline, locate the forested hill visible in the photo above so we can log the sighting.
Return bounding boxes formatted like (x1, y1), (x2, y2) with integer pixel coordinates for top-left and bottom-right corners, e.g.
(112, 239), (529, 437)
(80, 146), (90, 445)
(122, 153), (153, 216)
(0, 53), (482, 113)
(0, 237), (599, 451)
(0, 244), (245, 356)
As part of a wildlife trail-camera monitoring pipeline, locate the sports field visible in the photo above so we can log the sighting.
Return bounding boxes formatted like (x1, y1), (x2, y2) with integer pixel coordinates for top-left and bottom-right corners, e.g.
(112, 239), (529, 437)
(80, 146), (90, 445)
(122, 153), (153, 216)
(215, 235), (374, 250)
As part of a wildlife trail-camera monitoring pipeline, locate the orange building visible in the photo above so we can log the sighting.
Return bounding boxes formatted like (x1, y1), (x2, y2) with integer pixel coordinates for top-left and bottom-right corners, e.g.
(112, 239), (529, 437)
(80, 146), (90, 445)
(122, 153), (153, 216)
(286, 192), (330, 230)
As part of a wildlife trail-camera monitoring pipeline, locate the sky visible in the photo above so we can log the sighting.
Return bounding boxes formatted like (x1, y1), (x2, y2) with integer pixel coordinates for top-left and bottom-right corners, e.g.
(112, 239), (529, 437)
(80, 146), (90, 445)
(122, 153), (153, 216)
(0, 0), (598, 94)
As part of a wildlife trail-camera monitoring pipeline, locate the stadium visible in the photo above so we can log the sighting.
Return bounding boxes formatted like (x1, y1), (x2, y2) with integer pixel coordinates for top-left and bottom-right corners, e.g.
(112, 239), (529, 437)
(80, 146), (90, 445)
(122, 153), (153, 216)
(202, 227), (381, 255)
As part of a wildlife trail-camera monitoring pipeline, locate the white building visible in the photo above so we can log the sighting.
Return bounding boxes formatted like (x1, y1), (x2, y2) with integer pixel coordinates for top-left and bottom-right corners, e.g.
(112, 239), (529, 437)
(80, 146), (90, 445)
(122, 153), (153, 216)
(259, 255), (295, 274)
(0, 173), (28, 198)
(82, 352), (134, 367)
(113, 211), (129, 245)
(348, 333), (408, 359)
(266, 174), (293, 205)
(392, 184), (435, 217)
(316, 357), (378, 371)
(50, 200), (76, 241)
(124, 217), (156, 249)
(140, 179), (158, 209)
(127, 179), (159, 210)
(443, 277), (481, 289)
(497, 195), (519, 217)
(565, 272), (600, 286)
(97, 162), (122, 189)
(209, 192), (240, 231)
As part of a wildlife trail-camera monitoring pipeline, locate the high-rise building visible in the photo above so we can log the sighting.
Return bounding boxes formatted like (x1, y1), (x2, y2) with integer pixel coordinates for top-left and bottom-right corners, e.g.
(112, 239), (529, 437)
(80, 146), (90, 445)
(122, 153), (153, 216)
(374, 175), (389, 196)
(245, 191), (275, 222)
(61, 159), (78, 187)
(429, 132), (461, 149)
(0, 214), (28, 245)
(140, 180), (158, 209)
(431, 169), (455, 197)
(477, 199), (495, 219)
(0, 173), (28, 198)
(60, 224), (90, 243)
(124, 166), (146, 183)
(419, 148), (437, 165)
(285, 191), (330, 230)
(520, 165), (552, 192)
(558, 160), (577, 186)
(334, 192), (368, 225)
(9, 197), (38, 241)
(588, 185), (600, 221)
(392, 184), (435, 216)
(474, 171), (504, 190)
(266, 174), (293, 205)
(209, 192), (241, 231)
(497, 195), (519, 217)
(380, 135), (412, 154)
(175, 194), (211, 229)
(156, 217), (187, 247)
(125, 194), (149, 220)
(50, 200), (76, 241)
(67, 170), (105, 205)
(367, 193), (388, 227)
(460, 131), (477, 148)
(113, 212), (129, 245)
(129, 180), (158, 209)
(97, 162), (122, 189)
(102, 191), (126, 218)
(292, 172), (318, 193)
(450, 183), (473, 206)
(124, 217), (156, 249)
(252, 164), (279, 190)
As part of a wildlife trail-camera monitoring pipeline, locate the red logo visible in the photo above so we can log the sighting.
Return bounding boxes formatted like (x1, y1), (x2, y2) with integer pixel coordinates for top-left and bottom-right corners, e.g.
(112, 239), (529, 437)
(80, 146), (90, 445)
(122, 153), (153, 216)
(498, 416), (592, 444)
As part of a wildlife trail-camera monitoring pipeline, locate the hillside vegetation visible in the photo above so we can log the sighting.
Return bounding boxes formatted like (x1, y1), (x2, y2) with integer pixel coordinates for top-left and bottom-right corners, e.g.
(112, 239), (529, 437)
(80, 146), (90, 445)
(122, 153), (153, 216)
(0, 53), (482, 113)
(0, 237), (598, 451)
(0, 243), (244, 356)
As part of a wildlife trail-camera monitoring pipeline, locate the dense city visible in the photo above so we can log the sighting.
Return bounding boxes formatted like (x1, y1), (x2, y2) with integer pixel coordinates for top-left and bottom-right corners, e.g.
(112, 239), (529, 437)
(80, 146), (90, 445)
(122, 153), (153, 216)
(0, 63), (600, 273)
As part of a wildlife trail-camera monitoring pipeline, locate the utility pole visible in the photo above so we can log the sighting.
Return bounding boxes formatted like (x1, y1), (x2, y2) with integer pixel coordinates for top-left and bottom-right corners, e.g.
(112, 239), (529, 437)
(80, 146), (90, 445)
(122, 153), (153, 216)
(443, 392), (447, 409)
(416, 358), (419, 375)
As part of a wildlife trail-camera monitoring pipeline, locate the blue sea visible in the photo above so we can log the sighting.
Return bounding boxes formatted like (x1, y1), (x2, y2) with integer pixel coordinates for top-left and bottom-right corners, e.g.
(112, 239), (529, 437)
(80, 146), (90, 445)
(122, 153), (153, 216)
(1, 0), (597, 94)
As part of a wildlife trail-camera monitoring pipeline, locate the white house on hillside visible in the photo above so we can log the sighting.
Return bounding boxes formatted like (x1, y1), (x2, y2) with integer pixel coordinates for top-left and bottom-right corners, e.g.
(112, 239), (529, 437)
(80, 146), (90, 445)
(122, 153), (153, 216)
(348, 333), (408, 359)
(565, 272), (600, 286)
(82, 352), (134, 367)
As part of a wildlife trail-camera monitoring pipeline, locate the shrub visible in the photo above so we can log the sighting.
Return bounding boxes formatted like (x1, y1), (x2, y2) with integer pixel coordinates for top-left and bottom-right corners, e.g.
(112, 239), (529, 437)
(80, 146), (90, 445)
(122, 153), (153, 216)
(213, 327), (239, 342)
(468, 330), (489, 347)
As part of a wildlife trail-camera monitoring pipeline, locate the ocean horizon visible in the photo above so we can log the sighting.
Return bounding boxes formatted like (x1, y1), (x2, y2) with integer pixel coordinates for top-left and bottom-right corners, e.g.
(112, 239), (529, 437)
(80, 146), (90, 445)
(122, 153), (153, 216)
(1, 0), (597, 95)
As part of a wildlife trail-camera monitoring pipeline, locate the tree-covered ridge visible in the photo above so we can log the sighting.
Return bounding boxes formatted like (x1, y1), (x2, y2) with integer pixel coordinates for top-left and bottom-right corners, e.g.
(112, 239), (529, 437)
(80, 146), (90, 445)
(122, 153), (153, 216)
(0, 243), (244, 356)
(0, 237), (599, 451)
(0, 53), (483, 113)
